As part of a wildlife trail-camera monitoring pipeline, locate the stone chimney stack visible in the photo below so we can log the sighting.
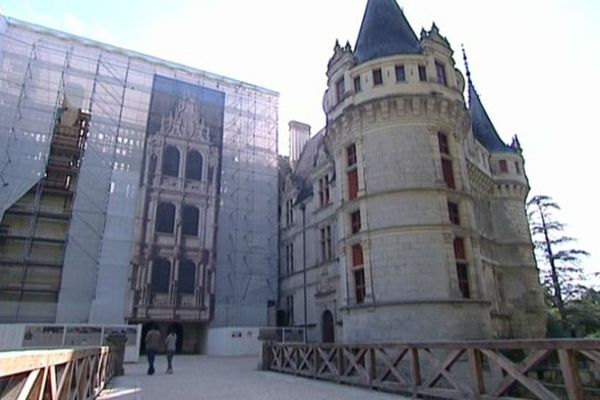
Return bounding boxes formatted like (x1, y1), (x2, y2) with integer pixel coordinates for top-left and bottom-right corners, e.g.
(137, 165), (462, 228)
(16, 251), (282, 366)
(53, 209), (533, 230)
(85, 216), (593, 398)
(288, 120), (311, 165)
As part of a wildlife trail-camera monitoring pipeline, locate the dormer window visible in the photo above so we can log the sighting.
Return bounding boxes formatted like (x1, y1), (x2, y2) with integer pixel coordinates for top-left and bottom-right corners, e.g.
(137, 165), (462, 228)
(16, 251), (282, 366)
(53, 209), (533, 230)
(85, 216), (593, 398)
(373, 68), (383, 86)
(395, 65), (406, 82)
(435, 62), (447, 86)
(353, 76), (361, 93)
(418, 65), (427, 82)
(318, 175), (331, 207)
(499, 160), (508, 173)
(335, 77), (345, 103)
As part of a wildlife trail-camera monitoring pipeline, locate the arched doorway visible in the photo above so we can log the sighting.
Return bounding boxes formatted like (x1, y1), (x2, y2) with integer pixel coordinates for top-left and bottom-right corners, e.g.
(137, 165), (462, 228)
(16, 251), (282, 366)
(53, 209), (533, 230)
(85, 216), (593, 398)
(321, 310), (335, 343)
(167, 323), (184, 353)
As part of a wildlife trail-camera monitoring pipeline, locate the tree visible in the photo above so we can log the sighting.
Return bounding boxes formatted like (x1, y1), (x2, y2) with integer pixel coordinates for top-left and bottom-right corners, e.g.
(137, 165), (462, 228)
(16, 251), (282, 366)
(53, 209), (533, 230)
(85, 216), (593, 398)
(527, 195), (590, 336)
(566, 288), (600, 337)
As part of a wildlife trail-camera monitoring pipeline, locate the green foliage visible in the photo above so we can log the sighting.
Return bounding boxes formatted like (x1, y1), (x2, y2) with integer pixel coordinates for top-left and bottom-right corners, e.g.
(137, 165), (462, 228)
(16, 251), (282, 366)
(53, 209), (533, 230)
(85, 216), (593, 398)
(566, 288), (600, 337)
(527, 194), (593, 337)
(544, 288), (600, 338)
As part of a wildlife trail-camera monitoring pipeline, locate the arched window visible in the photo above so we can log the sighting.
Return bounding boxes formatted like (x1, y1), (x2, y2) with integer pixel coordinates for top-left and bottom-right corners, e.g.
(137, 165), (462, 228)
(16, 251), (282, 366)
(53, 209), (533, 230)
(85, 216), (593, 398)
(162, 145), (180, 177)
(185, 150), (203, 181)
(155, 202), (176, 233)
(152, 257), (170, 293)
(181, 205), (199, 236)
(178, 259), (196, 294)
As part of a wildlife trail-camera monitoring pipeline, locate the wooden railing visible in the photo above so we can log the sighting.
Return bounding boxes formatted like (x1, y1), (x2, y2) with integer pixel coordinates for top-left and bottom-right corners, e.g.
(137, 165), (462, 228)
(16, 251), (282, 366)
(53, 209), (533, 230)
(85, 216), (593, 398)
(0, 347), (113, 400)
(263, 340), (600, 400)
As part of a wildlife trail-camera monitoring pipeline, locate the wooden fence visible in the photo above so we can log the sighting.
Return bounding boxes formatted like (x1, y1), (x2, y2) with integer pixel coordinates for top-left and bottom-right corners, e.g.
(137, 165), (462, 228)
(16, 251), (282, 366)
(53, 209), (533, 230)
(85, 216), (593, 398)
(0, 347), (113, 400)
(263, 340), (600, 400)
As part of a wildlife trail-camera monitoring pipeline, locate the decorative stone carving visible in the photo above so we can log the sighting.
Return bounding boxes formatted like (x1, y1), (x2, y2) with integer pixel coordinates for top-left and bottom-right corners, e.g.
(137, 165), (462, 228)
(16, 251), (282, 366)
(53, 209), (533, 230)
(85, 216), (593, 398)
(156, 92), (209, 140)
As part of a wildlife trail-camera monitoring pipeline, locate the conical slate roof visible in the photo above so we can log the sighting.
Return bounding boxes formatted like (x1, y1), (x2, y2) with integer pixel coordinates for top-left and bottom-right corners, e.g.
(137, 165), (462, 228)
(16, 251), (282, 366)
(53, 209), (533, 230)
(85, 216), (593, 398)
(354, 0), (422, 64)
(468, 82), (514, 153)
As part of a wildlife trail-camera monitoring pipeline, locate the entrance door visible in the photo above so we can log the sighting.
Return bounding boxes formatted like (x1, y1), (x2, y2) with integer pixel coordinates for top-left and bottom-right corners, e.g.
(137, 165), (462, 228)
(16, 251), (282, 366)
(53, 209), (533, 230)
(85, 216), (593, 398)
(321, 310), (335, 343)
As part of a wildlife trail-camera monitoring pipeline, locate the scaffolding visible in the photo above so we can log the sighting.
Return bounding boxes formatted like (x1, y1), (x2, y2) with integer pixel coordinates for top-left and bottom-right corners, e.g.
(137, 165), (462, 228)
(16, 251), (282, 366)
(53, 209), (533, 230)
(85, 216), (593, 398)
(0, 15), (280, 331)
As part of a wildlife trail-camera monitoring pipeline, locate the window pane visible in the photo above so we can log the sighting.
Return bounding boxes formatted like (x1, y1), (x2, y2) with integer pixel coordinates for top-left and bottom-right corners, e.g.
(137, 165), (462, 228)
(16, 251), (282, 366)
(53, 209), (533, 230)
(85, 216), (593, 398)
(438, 132), (449, 155)
(156, 203), (176, 233)
(441, 158), (455, 189)
(395, 65), (406, 82)
(352, 244), (364, 266)
(178, 259), (196, 294)
(353, 76), (361, 92)
(347, 144), (356, 166)
(185, 150), (203, 181)
(162, 145), (180, 177)
(182, 206), (199, 236)
(448, 202), (460, 225)
(418, 65), (427, 81)
(373, 69), (383, 85)
(354, 268), (365, 303)
(351, 210), (361, 234)
(499, 160), (508, 173)
(456, 263), (470, 298)
(453, 237), (466, 260)
(336, 77), (345, 103)
(435, 62), (447, 85)
(348, 169), (358, 199)
(152, 258), (170, 293)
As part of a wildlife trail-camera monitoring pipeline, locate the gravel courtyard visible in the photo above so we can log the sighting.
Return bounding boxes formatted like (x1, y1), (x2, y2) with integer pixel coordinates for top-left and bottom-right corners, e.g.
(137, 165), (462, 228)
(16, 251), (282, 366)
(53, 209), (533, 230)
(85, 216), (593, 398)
(98, 355), (409, 399)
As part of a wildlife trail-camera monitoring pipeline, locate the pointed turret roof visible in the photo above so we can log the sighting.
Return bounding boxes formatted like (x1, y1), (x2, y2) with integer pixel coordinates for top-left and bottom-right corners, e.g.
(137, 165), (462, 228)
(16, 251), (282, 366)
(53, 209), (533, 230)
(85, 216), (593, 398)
(354, 0), (422, 64)
(463, 49), (514, 153)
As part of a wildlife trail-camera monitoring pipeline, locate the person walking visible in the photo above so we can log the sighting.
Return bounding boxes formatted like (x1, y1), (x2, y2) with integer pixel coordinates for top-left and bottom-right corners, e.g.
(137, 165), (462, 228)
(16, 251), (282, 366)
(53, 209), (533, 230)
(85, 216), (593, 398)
(145, 325), (161, 375)
(165, 331), (177, 374)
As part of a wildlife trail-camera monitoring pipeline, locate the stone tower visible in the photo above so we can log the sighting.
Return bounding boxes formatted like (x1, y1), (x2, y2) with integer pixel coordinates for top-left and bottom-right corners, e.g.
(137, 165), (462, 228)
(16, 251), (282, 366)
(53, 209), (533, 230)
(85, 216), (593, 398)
(464, 53), (546, 338)
(320, 0), (545, 341)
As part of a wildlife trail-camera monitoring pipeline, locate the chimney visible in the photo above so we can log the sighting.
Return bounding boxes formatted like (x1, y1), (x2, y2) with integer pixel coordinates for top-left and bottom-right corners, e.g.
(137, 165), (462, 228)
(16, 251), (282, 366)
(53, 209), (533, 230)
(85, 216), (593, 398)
(288, 121), (311, 165)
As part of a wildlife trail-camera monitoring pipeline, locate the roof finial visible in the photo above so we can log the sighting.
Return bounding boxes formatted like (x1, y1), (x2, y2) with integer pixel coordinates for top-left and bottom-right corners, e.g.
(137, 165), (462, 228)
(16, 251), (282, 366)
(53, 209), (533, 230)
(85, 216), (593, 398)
(461, 44), (472, 86)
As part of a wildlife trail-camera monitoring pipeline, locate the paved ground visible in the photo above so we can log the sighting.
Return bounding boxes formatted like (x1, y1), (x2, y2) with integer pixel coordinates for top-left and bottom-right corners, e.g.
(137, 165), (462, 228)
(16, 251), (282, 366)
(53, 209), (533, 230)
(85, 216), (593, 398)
(98, 355), (409, 399)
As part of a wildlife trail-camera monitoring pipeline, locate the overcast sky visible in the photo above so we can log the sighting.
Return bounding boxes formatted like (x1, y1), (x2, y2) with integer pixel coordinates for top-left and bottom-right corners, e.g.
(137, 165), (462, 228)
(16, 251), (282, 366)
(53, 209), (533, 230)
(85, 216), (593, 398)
(1, 0), (598, 283)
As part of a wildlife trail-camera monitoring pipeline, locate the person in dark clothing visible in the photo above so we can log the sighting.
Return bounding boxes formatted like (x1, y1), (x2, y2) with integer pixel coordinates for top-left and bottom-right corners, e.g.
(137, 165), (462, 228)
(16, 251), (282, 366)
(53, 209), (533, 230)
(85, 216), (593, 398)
(145, 325), (161, 375)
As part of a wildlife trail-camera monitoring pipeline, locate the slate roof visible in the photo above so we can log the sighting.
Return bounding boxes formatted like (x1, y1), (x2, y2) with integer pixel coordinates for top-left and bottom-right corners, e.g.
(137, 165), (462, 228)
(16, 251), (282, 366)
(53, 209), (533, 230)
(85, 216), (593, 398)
(354, 0), (422, 64)
(291, 129), (326, 203)
(468, 82), (515, 153)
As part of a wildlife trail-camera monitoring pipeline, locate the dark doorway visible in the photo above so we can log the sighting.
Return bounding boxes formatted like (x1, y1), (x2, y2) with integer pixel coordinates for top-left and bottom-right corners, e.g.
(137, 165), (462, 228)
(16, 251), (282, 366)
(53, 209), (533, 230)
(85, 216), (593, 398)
(321, 310), (335, 343)
(167, 323), (184, 353)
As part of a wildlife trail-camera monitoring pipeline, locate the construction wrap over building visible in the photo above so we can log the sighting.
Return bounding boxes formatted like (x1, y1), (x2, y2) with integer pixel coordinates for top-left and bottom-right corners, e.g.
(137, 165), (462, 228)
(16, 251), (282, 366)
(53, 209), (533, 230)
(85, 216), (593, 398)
(0, 14), (279, 354)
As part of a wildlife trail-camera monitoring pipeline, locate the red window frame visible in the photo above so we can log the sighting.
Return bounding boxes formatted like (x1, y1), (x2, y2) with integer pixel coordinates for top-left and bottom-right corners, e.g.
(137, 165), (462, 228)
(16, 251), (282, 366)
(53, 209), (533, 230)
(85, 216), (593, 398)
(347, 169), (358, 200)
(351, 244), (364, 266)
(453, 237), (466, 260)
(499, 160), (508, 173)
(441, 158), (455, 189)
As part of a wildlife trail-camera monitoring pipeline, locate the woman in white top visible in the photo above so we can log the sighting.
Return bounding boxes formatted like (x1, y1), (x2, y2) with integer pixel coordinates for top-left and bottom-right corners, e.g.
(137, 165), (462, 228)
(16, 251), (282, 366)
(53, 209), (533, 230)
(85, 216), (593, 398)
(165, 332), (177, 374)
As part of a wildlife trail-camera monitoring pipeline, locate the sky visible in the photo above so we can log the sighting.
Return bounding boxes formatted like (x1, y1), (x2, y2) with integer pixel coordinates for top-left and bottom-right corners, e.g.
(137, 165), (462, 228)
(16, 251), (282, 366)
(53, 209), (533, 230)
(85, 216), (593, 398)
(1, 0), (598, 283)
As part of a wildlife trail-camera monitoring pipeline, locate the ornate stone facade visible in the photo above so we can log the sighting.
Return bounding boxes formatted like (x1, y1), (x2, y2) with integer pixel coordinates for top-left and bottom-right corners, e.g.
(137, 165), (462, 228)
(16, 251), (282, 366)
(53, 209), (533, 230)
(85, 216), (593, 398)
(127, 84), (223, 352)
